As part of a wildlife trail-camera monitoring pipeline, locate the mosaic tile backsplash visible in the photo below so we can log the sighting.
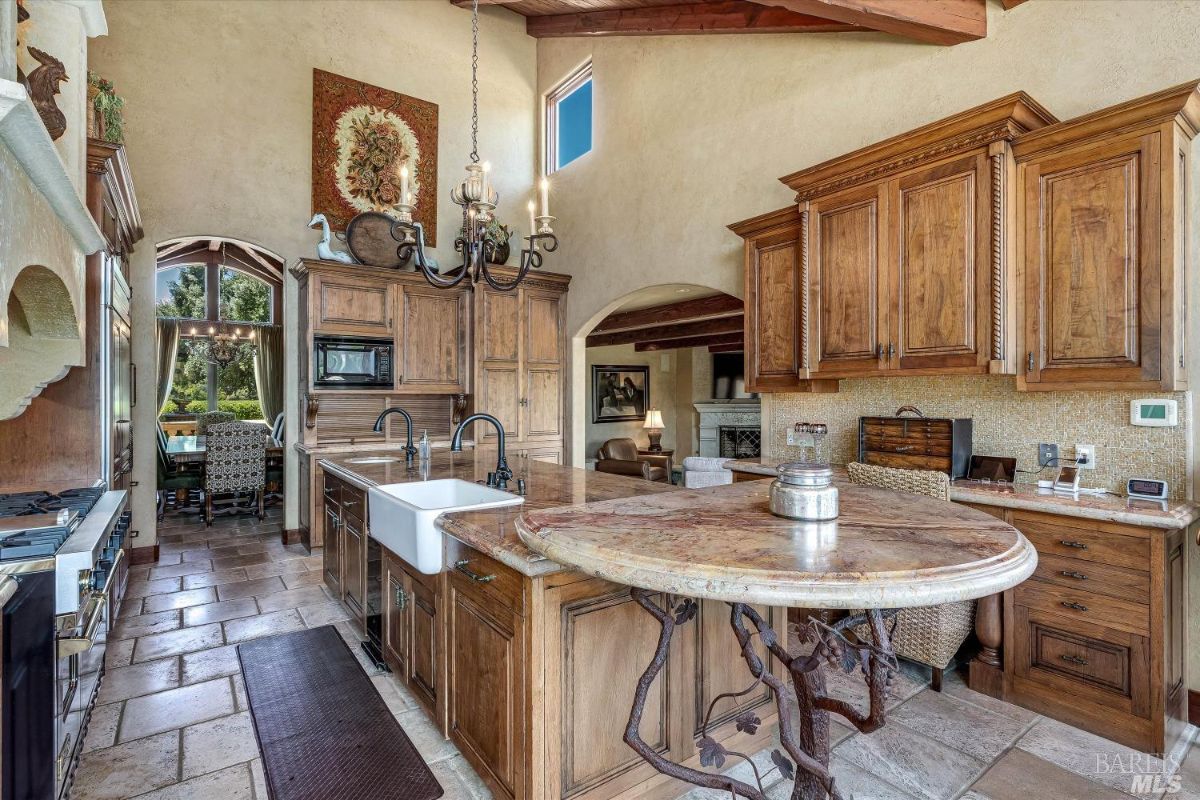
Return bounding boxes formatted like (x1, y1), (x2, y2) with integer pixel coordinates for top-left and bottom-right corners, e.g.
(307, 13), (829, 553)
(763, 376), (1192, 499)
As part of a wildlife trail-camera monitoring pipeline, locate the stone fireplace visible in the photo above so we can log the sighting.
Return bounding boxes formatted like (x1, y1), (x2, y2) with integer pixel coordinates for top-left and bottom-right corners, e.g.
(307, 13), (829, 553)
(693, 400), (760, 458)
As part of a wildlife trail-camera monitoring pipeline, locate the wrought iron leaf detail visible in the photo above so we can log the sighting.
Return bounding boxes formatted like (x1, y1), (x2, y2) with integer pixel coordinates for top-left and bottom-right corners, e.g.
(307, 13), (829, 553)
(697, 736), (727, 768)
(771, 749), (794, 781)
(673, 599), (699, 625)
(733, 711), (760, 735)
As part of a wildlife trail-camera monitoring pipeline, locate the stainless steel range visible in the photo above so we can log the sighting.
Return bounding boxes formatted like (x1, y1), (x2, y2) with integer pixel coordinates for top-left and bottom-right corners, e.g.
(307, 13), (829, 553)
(0, 486), (130, 800)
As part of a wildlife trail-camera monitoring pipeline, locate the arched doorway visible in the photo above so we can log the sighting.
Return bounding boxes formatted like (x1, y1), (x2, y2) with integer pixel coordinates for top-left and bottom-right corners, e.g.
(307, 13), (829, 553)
(571, 284), (746, 469)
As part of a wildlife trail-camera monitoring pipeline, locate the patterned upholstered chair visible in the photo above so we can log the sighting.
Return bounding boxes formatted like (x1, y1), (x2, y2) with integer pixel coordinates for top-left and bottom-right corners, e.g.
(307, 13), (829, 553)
(203, 421), (268, 525)
(681, 456), (733, 488)
(196, 411), (235, 436)
(846, 461), (976, 692)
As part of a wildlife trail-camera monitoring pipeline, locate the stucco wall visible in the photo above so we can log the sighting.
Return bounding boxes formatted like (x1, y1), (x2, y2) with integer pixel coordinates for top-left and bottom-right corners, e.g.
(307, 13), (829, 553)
(90, 0), (537, 541)
(585, 344), (678, 459)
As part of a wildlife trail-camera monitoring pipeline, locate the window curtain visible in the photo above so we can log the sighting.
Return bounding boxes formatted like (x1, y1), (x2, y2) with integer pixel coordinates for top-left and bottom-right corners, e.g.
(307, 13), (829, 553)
(156, 319), (181, 414)
(253, 324), (284, 432)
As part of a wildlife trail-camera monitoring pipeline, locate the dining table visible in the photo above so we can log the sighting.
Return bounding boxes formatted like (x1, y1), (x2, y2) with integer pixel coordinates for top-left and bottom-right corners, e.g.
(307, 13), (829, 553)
(166, 434), (284, 465)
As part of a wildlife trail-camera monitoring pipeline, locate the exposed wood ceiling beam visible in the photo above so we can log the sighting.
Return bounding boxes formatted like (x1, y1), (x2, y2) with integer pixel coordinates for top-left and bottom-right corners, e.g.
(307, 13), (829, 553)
(587, 314), (744, 348)
(155, 238), (199, 260)
(593, 294), (744, 334)
(524, 1), (858, 38)
(749, 0), (986, 45)
(636, 332), (743, 352)
(207, 239), (222, 251)
(1000, 0), (1028, 7)
(708, 342), (745, 353)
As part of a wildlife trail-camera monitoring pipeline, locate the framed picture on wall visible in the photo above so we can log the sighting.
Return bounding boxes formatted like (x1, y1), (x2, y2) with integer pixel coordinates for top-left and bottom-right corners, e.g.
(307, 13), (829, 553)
(591, 365), (649, 424)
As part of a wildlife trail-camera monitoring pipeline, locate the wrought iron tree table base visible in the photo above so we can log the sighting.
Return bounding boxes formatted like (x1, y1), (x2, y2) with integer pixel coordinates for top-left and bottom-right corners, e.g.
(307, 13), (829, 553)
(625, 588), (900, 800)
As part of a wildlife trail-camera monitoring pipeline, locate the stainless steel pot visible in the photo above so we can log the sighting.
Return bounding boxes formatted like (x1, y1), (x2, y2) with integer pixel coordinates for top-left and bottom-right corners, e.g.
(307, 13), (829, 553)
(769, 462), (839, 521)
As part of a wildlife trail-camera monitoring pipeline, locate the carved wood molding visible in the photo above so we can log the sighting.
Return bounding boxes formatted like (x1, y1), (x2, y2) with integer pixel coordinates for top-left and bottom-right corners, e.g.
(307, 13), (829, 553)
(990, 152), (1005, 361)
(799, 209), (810, 371)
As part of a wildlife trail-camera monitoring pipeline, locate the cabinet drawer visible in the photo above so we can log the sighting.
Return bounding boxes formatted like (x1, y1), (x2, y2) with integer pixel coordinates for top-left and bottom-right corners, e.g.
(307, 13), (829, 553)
(1014, 581), (1149, 636)
(1032, 553), (1150, 605)
(860, 435), (952, 457)
(341, 484), (367, 521)
(322, 474), (342, 506)
(444, 537), (525, 615)
(1014, 514), (1149, 571)
(1013, 605), (1150, 717)
(862, 452), (951, 472)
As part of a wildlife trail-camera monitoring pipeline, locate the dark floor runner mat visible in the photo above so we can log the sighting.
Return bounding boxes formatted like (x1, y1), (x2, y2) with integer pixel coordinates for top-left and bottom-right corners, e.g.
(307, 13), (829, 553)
(237, 625), (443, 800)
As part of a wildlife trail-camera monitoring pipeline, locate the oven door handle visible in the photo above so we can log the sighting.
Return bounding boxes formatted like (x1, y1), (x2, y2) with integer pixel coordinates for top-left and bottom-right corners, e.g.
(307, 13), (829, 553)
(57, 548), (124, 659)
(0, 577), (17, 611)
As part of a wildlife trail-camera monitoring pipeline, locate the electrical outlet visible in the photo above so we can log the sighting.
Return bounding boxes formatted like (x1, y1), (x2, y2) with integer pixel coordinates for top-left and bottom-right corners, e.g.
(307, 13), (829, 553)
(786, 428), (815, 449)
(1076, 444), (1096, 470)
(787, 427), (797, 446)
(1038, 443), (1059, 468)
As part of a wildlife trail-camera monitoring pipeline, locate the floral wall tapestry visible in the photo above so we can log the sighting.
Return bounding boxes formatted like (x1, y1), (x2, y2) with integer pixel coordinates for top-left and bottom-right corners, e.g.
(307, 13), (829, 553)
(311, 68), (439, 244)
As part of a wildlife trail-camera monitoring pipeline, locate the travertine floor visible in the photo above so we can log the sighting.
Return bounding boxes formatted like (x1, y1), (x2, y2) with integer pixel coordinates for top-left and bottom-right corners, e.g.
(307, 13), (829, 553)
(73, 509), (1198, 800)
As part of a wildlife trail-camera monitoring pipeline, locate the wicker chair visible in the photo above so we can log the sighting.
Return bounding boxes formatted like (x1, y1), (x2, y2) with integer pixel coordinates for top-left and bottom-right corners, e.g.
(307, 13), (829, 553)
(846, 461), (976, 692)
(203, 421), (268, 525)
(196, 411), (235, 436)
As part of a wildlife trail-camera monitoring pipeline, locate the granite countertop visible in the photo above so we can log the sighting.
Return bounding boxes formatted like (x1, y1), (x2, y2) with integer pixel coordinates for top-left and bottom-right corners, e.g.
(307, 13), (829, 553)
(516, 480), (1036, 608)
(297, 438), (473, 455)
(318, 449), (677, 577)
(722, 457), (1200, 531)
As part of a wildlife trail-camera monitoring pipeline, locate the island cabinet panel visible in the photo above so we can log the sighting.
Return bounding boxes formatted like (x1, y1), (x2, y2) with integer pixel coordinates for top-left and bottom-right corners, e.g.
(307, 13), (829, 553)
(321, 477), (342, 598)
(890, 153), (991, 372)
(693, 600), (777, 732)
(341, 512), (366, 620)
(397, 285), (470, 393)
(1013, 80), (1200, 391)
(383, 553), (410, 679)
(968, 504), (1190, 755)
(312, 272), (394, 336)
(811, 184), (888, 378)
(382, 551), (440, 717)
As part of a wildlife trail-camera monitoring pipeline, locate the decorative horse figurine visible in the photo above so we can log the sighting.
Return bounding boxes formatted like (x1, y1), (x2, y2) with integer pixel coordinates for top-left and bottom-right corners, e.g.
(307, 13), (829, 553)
(308, 213), (356, 264)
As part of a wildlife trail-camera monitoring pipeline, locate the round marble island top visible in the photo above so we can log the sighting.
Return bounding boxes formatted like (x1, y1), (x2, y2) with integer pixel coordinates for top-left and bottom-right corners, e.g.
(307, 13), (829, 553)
(515, 480), (1037, 608)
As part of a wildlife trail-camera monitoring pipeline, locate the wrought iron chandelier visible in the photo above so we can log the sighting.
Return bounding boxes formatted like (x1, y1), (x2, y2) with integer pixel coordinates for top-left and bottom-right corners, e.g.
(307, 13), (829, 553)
(190, 327), (256, 368)
(390, 0), (558, 293)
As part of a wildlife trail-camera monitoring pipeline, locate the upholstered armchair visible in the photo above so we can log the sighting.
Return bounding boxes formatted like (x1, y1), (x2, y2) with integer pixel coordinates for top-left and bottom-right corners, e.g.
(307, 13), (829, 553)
(196, 411), (235, 435)
(204, 421), (268, 524)
(594, 438), (672, 483)
(681, 456), (733, 488)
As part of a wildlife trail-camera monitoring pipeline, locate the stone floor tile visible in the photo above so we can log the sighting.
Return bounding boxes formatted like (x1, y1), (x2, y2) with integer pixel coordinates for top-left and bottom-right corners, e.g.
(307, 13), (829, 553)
(117, 597), (144, 618)
(183, 597), (259, 627)
(98, 657), (180, 704)
(149, 561), (213, 581)
(835, 719), (985, 800)
(180, 548), (219, 563)
(372, 673), (415, 715)
(130, 763), (255, 800)
(72, 730), (179, 800)
(180, 711), (259, 780)
(81, 702), (122, 753)
(134, 623), (224, 662)
(232, 672), (248, 711)
(222, 608), (305, 643)
(396, 706), (460, 764)
(822, 661), (923, 711)
(249, 758), (268, 799)
(255, 585), (333, 613)
(448, 754), (494, 800)
(969, 747), (1133, 800)
(105, 637), (135, 668)
(768, 755), (920, 800)
(110, 609), (182, 641)
(242, 559), (311, 580)
(212, 552), (273, 570)
(143, 587), (218, 613)
(889, 688), (1030, 763)
(428, 756), (478, 800)
(182, 567), (248, 591)
(1017, 716), (1168, 796)
(119, 678), (235, 742)
(215, 576), (286, 601)
(181, 643), (242, 685)
(126, 577), (183, 599)
(940, 678), (1040, 726)
(297, 600), (351, 627)
(281, 570), (325, 590)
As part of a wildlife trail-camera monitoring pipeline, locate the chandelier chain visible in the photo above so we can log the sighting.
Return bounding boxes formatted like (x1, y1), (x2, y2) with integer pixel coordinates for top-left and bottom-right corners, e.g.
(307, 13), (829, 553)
(470, 0), (479, 163)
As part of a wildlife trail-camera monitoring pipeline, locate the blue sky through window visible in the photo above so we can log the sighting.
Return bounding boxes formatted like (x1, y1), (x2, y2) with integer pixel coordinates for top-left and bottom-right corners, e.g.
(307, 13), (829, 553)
(556, 79), (592, 170)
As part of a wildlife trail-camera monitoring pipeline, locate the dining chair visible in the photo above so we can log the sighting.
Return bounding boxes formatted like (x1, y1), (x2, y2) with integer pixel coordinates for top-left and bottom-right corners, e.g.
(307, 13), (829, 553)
(203, 421), (268, 525)
(845, 461), (975, 691)
(157, 434), (202, 521)
(196, 411), (235, 436)
(270, 412), (285, 444)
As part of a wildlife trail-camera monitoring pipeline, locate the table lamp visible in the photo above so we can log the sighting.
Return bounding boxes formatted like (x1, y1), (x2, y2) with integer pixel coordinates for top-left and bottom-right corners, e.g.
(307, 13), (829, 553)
(643, 408), (665, 452)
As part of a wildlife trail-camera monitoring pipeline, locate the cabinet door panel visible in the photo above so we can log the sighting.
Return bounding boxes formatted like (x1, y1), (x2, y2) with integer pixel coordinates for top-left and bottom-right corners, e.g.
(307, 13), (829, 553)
(479, 291), (521, 362)
(812, 186), (886, 376)
(400, 287), (466, 391)
(322, 500), (340, 595)
(1024, 134), (1159, 386)
(478, 366), (521, 443)
(342, 513), (365, 617)
(695, 600), (774, 733)
(745, 224), (804, 390)
(893, 155), (988, 371)
(409, 577), (438, 712)
(524, 368), (561, 440)
(383, 558), (409, 677)
(314, 274), (393, 336)
(525, 292), (563, 365)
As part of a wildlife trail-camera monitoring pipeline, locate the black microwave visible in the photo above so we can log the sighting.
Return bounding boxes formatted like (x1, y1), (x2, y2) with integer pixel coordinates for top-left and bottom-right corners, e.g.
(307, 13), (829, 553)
(314, 336), (394, 387)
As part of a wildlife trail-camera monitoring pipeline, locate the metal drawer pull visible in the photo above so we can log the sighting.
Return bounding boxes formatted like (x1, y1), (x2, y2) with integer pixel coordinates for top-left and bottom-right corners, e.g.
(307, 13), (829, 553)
(894, 445), (916, 452)
(394, 587), (408, 609)
(454, 560), (496, 583)
(1059, 570), (1088, 580)
(1061, 601), (1089, 612)
(1060, 654), (1089, 666)
(1059, 540), (1088, 549)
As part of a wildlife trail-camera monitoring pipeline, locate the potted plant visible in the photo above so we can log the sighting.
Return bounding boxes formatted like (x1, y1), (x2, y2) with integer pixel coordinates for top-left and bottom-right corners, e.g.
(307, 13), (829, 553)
(88, 72), (124, 144)
(461, 219), (514, 265)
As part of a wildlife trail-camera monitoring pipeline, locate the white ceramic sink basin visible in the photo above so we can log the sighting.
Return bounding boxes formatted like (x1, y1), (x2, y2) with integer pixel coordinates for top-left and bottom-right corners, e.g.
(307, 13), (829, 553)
(367, 478), (524, 574)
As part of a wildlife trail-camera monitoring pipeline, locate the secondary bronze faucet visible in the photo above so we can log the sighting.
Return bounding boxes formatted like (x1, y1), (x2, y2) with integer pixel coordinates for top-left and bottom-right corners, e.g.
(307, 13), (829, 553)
(372, 407), (418, 465)
(450, 413), (512, 489)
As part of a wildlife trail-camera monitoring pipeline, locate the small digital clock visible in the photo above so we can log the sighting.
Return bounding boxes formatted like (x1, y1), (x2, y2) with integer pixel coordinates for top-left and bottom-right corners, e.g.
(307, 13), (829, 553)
(1129, 398), (1178, 427)
(1127, 478), (1168, 500)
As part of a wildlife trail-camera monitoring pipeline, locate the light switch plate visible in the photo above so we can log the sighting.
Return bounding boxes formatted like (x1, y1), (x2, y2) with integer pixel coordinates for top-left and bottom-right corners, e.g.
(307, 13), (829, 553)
(1039, 443), (1059, 468)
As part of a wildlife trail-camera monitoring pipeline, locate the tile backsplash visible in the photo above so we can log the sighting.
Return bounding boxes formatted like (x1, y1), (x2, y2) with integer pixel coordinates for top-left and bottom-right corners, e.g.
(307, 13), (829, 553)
(763, 376), (1192, 498)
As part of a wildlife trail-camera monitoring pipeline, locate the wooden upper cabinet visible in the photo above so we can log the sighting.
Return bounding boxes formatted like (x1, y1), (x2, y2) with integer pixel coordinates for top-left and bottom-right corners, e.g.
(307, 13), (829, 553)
(810, 183), (888, 377)
(1015, 80), (1200, 391)
(313, 272), (394, 336)
(397, 285), (469, 393)
(890, 152), (991, 373)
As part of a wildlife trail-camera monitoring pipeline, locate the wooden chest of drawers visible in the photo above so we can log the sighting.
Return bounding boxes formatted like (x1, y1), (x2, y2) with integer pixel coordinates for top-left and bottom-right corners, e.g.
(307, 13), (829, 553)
(858, 412), (972, 477)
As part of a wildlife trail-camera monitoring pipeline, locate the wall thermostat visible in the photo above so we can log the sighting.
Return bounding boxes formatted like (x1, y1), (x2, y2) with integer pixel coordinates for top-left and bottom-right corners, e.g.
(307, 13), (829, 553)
(1127, 477), (1169, 500)
(1130, 398), (1178, 427)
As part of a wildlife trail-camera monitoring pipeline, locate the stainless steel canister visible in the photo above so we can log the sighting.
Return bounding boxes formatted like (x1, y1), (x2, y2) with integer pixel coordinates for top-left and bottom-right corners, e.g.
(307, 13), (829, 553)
(768, 462), (839, 521)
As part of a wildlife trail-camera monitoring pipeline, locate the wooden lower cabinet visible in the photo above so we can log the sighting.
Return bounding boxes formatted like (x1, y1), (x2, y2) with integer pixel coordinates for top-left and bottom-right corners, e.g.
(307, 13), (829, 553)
(320, 474), (366, 626)
(382, 550), (441, 717)
(342, 511), (366, 616)
(966, 505), (1190, 755)
(321, 491), (341, 598)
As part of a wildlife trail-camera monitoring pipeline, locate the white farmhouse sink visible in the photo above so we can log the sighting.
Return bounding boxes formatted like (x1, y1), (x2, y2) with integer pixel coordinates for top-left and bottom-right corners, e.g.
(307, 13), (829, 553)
(367, 478), (524, 574)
